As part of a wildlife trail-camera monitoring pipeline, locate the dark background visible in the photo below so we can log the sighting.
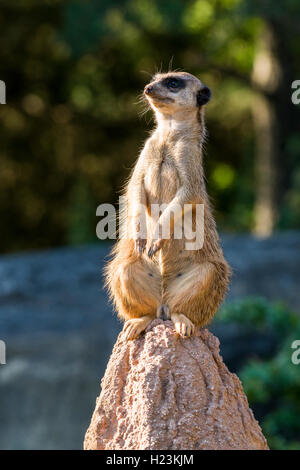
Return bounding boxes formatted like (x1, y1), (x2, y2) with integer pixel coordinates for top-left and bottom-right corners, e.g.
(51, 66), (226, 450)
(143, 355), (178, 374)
(0, 0), (300, 253)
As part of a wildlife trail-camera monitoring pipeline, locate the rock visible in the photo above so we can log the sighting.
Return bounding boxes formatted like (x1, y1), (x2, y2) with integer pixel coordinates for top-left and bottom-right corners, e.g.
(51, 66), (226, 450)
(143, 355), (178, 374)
(84, 320), (269, 450)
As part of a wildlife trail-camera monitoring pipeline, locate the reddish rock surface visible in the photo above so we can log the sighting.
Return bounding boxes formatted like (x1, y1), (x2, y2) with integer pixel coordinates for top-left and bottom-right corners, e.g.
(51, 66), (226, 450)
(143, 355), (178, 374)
(84, 319), (268, 450)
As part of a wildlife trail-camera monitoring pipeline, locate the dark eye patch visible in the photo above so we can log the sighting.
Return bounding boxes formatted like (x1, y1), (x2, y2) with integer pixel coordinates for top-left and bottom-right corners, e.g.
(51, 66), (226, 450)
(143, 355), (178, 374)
(162, 76), (186, 91)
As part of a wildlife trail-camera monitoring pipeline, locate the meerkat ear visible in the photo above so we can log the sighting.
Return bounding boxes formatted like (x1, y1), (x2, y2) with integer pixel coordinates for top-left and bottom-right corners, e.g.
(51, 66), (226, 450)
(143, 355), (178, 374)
(197, 86), (211, 106)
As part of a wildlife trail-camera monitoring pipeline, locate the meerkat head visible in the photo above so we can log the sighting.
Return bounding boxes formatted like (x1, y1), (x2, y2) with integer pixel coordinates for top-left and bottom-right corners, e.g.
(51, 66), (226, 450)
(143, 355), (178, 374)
(143, 71), (211, 118)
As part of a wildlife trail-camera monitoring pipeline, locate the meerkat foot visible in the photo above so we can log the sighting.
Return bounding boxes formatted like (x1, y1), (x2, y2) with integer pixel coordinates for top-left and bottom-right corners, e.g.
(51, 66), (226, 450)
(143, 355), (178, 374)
(122, 315), (153, 341)
(156, 304), (170, 320)
(171, 313), (195, 337)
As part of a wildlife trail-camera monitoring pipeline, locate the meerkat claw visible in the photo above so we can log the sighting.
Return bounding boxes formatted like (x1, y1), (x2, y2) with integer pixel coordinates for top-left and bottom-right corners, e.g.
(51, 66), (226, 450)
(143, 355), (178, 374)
(148, 239), (162, 258)
(147, 245), (155, 259)
(171, 313), (195, 338)
(122, 316), (153, 341)
(134, 238), (146, 255)
(123, 321), (140, 340)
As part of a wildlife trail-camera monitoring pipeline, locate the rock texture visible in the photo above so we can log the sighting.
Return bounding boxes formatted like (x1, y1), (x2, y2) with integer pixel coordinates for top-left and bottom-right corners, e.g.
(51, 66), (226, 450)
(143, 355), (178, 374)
(84, 320), (269, 450)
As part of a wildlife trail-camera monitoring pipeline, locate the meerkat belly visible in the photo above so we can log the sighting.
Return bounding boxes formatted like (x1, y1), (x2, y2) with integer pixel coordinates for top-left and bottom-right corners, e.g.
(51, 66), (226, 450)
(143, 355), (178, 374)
(144, 160), (179, 205)
(158, 160), (180, 203)
(144, 159), (180, 239)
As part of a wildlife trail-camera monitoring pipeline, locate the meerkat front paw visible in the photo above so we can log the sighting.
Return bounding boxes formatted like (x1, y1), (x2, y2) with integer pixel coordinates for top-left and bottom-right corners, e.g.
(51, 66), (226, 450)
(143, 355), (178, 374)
(148, 238), (164, 258)
(171, 313), (195, 337)
(134, 237), (147, 255)
(122, 315), (153, 340)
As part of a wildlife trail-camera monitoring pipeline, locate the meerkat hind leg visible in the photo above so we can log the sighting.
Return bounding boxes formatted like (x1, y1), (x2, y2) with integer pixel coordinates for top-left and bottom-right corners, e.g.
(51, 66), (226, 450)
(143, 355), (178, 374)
(123, 315), (153, 341)
(171, 313), (195, 337)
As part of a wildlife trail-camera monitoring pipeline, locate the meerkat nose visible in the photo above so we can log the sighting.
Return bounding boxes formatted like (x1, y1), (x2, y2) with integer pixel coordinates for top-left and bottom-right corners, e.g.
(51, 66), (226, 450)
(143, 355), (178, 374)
(144, 85), (154, 95)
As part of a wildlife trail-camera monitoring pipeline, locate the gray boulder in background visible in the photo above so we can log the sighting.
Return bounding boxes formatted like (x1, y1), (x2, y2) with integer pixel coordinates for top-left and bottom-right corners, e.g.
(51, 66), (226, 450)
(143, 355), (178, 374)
(0, 233), (299, 449)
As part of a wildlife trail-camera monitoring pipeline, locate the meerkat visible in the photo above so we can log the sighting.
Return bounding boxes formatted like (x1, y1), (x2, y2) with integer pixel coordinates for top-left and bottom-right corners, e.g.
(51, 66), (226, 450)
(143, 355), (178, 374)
(105, 71), (231, 340)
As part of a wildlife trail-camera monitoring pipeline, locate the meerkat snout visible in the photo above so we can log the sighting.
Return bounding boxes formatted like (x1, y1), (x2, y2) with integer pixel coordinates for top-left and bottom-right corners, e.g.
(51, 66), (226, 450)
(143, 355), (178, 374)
(144, 84), (154, 95)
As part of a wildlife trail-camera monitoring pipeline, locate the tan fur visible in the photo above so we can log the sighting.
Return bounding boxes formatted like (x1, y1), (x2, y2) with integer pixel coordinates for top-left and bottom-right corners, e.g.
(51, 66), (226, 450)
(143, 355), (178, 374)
(105, 71), (231, 340)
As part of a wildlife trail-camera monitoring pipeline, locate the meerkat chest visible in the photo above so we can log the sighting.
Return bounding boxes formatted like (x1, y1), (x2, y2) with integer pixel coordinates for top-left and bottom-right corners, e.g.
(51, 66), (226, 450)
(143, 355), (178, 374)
(144, 150), (180, 205)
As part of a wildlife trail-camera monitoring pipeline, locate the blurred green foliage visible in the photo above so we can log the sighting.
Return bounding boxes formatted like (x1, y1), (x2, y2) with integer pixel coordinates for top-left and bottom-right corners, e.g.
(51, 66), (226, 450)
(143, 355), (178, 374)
(218, 297), (300, 449)
(0, 0), (299, 252)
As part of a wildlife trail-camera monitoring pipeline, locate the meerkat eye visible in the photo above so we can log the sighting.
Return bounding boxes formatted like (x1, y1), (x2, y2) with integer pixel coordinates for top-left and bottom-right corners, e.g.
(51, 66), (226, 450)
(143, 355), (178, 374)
(162, 77), (186, 91)
(168, 79), (179, 88)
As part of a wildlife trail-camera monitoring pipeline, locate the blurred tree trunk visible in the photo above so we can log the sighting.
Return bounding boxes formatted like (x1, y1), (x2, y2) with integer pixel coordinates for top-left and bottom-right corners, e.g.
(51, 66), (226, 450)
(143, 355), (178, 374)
(251, 95), (278, 236)
(251, 25), (280, 236)
(251, 22), (293, 236)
